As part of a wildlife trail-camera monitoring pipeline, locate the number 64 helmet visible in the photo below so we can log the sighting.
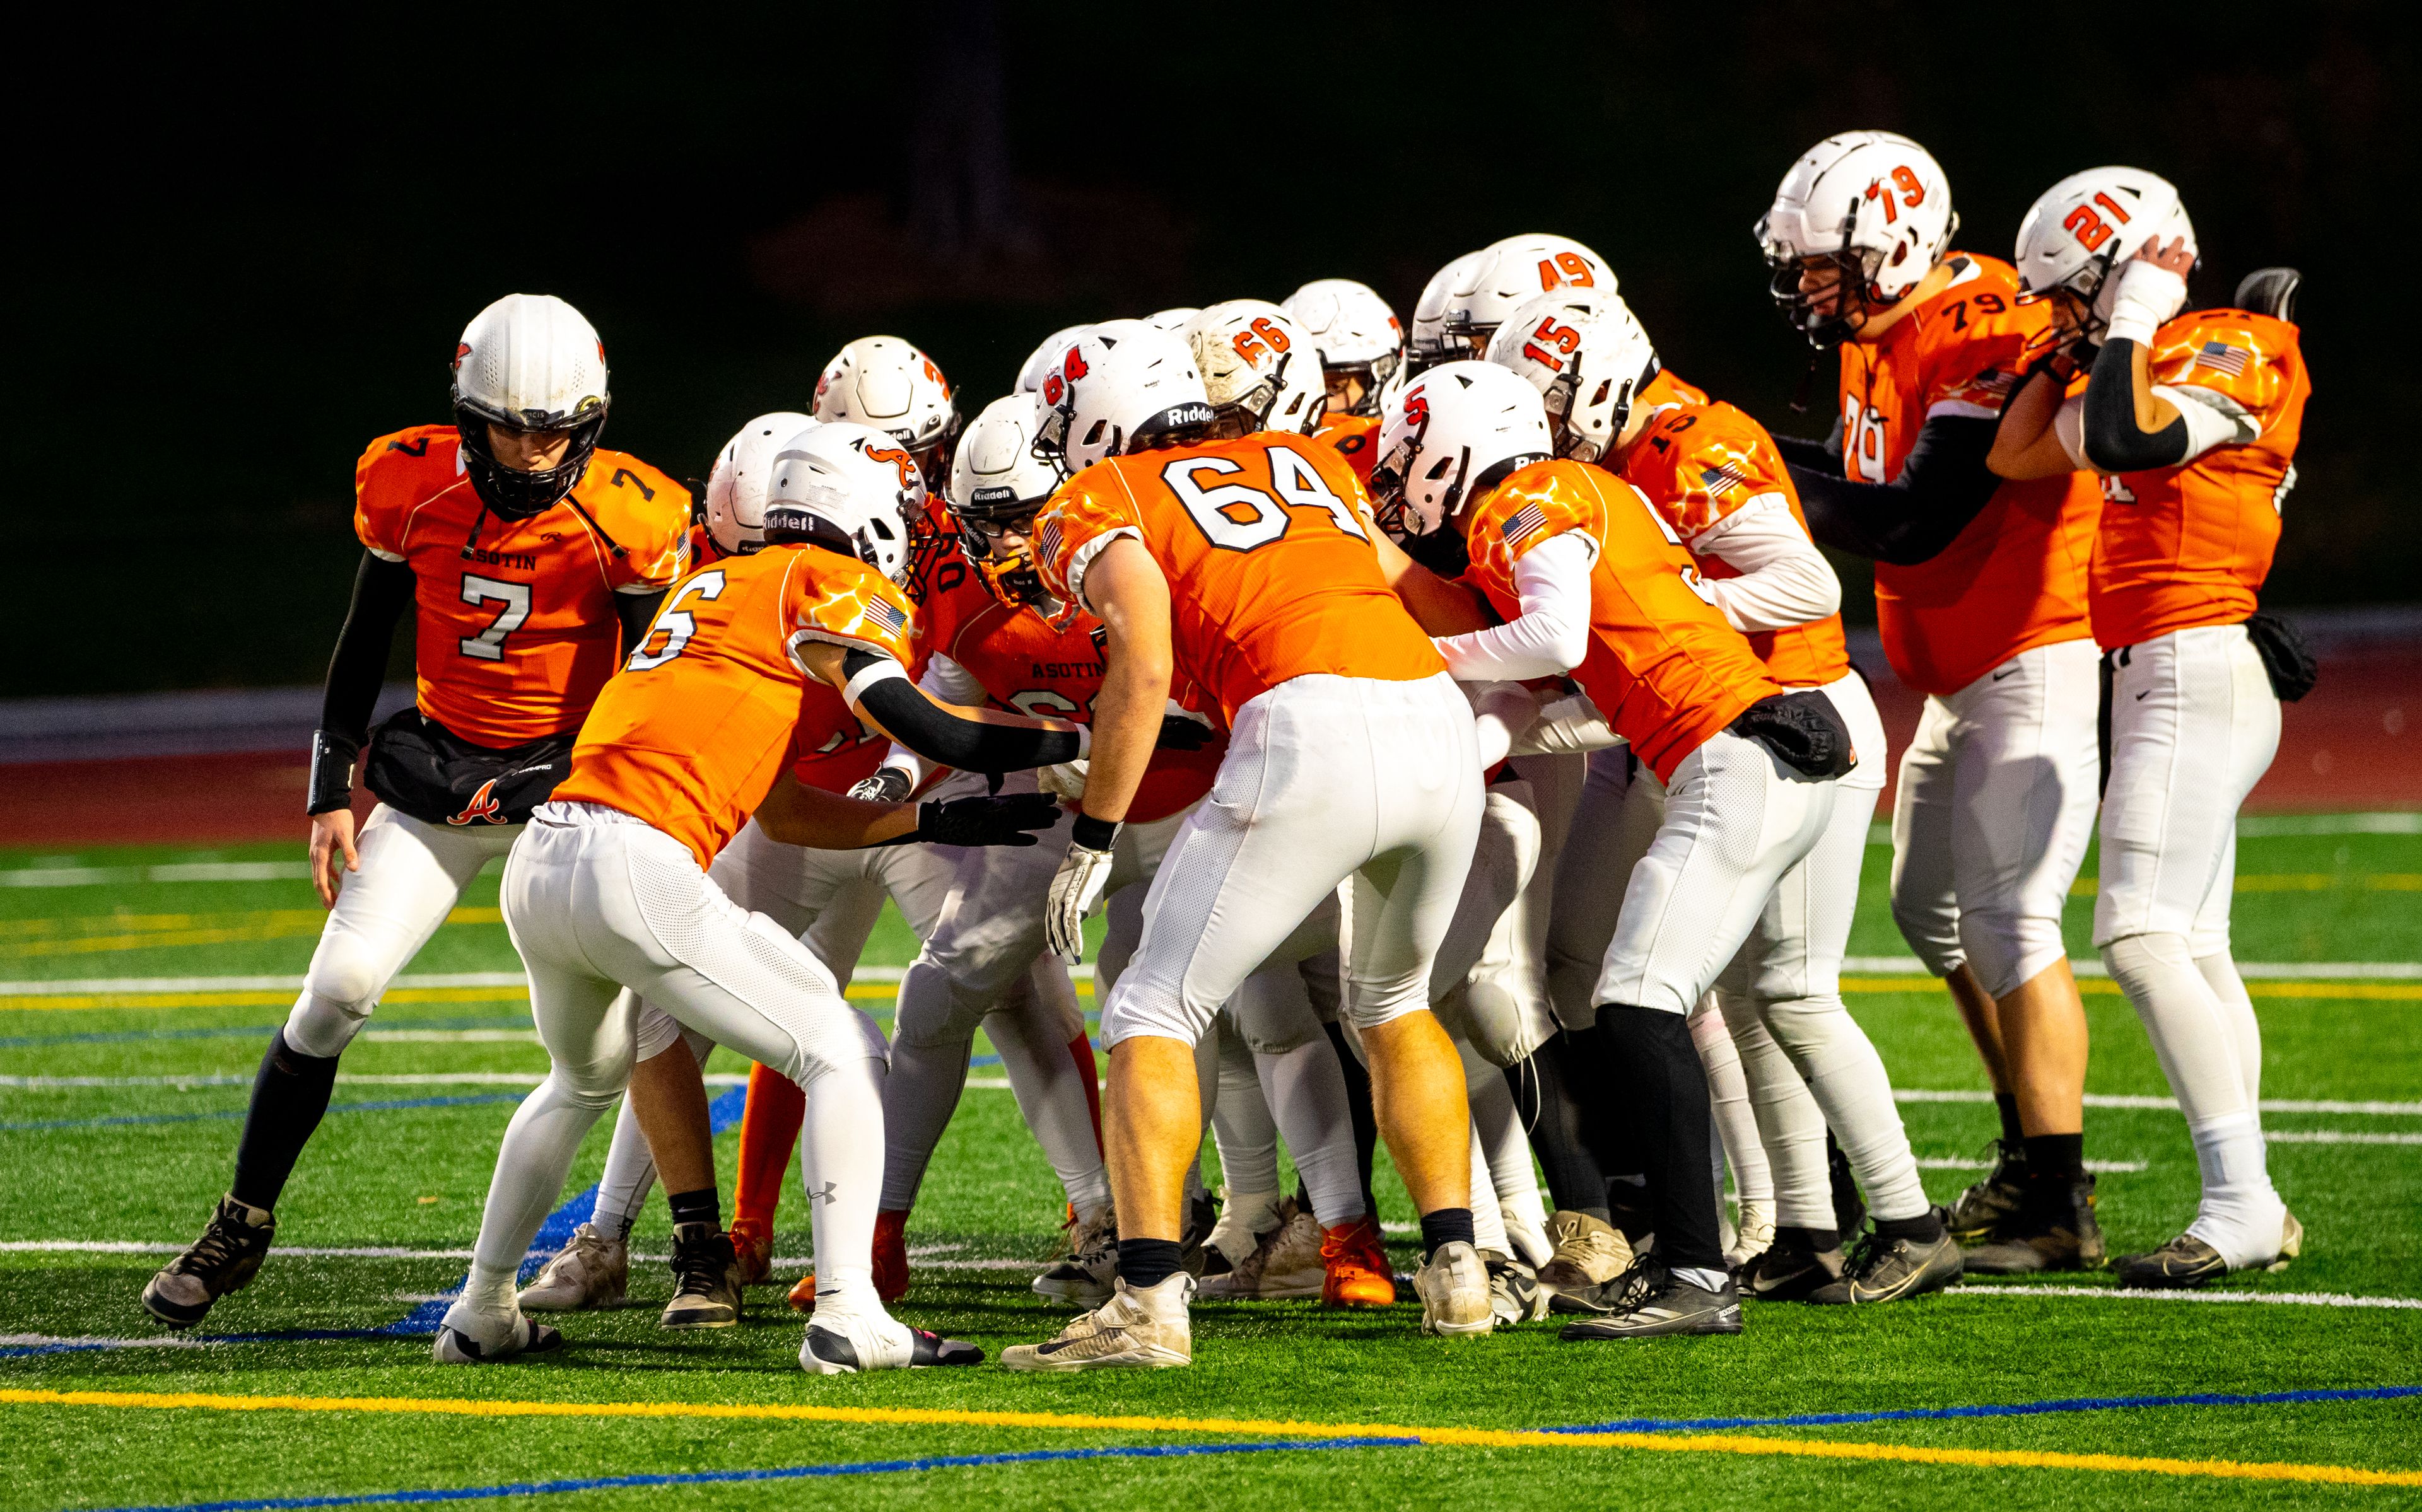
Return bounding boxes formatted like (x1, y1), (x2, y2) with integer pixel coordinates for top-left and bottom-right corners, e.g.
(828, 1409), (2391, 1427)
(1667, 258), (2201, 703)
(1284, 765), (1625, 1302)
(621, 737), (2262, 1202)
(1031, 320), (1215, 476)
(1756, 131), (1958, 347)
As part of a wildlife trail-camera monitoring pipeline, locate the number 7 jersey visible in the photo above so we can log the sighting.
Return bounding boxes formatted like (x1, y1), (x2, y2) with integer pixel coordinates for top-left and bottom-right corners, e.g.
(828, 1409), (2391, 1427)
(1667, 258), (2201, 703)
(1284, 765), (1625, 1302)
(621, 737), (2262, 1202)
(1030, 433), (1444, 724)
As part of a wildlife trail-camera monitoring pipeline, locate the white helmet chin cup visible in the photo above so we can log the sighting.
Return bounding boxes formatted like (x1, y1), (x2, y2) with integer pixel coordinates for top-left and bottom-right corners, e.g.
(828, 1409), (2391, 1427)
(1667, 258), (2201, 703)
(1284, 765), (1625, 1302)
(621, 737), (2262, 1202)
(1757, 131), (1958, 339)
(1282, 278), (1405, 417)
(814, 335), (959, 486)
(1439, 233), (1616, 356)
(1033, 320), (1214, 475)
(2013, 166), (2197, 332)
(764, 419), (928, 584)
(1484, 291), (1657, 463)
(706, 411), (815, 556)
(1185, 299), (1329, 436)
(1372, 359), (1555, 538)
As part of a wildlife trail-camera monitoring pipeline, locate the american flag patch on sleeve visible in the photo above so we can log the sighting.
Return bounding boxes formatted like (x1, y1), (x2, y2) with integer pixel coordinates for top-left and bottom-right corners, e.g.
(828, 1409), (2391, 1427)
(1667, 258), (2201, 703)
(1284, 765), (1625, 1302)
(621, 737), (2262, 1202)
(1500, 501), (1546, 547)
(2195, 340), (2251, 378)
(1699, 462), (1753, 497)
(1036, 516), (1064, 569)
(862, 596), (908, 639)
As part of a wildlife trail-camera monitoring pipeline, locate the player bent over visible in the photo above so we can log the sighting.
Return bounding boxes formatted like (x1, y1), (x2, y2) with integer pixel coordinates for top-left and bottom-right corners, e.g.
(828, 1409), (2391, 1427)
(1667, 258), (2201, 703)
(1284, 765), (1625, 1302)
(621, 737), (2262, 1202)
(143, 295), (691, 1329)
(1000, 323), (1491, 1370)
(1993, 168), (2310, 1286)
(435, 482), (1072, 1371)
(1379, 362), (1860, 1338)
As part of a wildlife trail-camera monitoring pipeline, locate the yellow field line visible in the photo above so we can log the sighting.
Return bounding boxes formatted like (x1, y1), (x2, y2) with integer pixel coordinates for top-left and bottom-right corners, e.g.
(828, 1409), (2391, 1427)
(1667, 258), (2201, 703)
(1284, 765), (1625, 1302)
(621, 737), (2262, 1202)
(0, 981), (1093, 1012)
(0, 908), (503, 962)
(1840, 977), (2422, 1001)
(0, 1388), (2409, 1487)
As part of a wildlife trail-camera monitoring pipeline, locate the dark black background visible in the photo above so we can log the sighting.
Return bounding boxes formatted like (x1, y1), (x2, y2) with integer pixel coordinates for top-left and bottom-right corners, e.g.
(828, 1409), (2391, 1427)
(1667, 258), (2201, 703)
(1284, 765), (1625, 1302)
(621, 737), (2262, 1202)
(11, 3), (2410, 695)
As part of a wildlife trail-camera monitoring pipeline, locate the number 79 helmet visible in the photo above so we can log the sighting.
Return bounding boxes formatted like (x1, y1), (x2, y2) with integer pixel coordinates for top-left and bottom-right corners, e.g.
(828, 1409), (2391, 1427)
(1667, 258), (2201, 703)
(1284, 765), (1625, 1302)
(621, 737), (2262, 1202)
(1756, 131), (1958, 347)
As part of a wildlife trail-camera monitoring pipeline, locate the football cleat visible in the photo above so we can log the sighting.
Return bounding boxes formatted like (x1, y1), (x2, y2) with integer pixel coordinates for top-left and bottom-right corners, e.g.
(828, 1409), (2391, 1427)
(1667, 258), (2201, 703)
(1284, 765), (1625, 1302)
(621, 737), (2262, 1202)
(660, 1223), (741, 1329)
(1725, 1199), (1776, 1272)
(800, 1306), (982, 1375)
(1740, 1226), (1847, 1303)
(1534, 1209), (1634, 1300)
(1963, 1175), (2105, 1275)
(1485, 1251), (1548, 1326)
(788, 1208), (911, 1314)
(1413, 1240), (1494, 1338)
(1558, 1266), (1742, 1340)
(1810, 1220), (1965, 1305)
(432, 1299), (564, 1365)
(1828, 1137), (1867, 1239)
(727, 1221), (773, 1288)
(1034, 1204), (1119, 1306)
(1201, 1201), (1324, 1300)
(2114, 1209), (2303, 1291)
(1001, 1274), (1195, 1372)
(1319, 1213), (1398, 1308)
(517, 1223), (627, 1312)
(142, 1195), (274, 1329)
(1947, 1139), (2028, 1243)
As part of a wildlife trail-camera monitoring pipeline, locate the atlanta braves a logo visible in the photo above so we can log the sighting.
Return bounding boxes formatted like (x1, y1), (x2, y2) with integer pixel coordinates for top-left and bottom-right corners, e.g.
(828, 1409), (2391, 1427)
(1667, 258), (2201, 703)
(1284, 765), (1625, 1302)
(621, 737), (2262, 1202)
(448, 779), (506, 826)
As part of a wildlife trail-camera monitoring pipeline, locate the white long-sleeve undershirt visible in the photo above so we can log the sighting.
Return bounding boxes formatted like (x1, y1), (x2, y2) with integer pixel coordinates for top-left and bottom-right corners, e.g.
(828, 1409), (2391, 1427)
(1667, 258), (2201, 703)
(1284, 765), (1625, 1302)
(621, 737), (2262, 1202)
(1432, 532), (1596, 682)
(1687, 494), (1842, 634)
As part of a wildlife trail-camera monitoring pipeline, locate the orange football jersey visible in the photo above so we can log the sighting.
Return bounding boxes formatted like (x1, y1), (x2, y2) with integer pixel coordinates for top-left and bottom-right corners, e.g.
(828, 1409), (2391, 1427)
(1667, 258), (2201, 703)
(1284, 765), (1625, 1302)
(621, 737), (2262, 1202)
(354, 427), (691, 747)
(1832, 253), (2101, 694)
(1615, 379), (1849, 689)
(552, 544), (919, 868)
(1461, 459), (1781, 784)
(2091, 310), (2308, 648)
(1031, 433), (1444, 724)
(1314, 412), (1381, 489)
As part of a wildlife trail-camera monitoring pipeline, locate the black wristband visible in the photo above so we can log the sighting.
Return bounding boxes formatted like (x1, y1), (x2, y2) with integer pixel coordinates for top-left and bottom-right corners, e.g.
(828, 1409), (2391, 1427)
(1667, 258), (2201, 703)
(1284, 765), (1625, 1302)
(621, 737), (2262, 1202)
(307, 730), (360, 816)
(1070, 813), (1121, 851)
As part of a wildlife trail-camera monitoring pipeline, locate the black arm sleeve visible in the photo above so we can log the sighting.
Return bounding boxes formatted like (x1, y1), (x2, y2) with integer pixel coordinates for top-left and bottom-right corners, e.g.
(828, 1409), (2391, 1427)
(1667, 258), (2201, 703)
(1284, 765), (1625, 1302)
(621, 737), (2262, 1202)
(841, 648), (1082, 772)
(2083, 338), (2191, 474)
(1784, 414), (2003, 567)
(614, 588), (667, 659)
(1770, 419), (1843, 475)
(310, 551), (414, 815)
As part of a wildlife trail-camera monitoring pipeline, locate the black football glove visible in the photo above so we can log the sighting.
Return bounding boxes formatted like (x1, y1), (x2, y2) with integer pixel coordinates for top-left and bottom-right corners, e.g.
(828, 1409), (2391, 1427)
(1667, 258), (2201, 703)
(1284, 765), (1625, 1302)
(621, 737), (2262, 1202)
(915, 791), (1062, 847)
(1155, 712), (1214, 751)
(847, 767), (915, 803)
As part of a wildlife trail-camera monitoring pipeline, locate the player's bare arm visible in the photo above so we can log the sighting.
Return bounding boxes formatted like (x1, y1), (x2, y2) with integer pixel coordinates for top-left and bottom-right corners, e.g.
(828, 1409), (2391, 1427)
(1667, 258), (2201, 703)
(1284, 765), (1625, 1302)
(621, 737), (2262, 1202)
(1987, 365), (2082, 481)
(1372, 530), (1494, 635)
(1069, 535), (1174, 827)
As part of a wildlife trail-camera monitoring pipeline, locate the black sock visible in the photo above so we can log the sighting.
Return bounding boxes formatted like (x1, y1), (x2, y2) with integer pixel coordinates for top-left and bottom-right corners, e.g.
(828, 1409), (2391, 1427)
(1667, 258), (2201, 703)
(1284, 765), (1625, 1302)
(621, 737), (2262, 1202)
(1509, 1033), (1611, 1216)
(1777, 1224), (1841, 1253)
(1994, 1092), (2025, 1147)
(1875, 1210), (1946, 1244)
(229, 1030), (341, 1212)
(1418, 1207), (1475, 1260)
(1322, 1021), (1381, 1218)
(668, 1187), (721, 1231)
(1118, 1236), (1183, 1290)
(1594, 1004), (1724, 1273)
(2023, 1132), (2086, 1183)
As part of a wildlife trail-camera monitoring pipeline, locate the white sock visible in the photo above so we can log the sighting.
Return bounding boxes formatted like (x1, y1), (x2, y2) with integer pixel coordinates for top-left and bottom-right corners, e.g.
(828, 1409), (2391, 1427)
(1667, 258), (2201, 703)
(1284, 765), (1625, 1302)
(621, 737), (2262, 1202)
(2196, 948), (2265, 1119)
(1259, 1038), (1364, 1227)
(1692, 996), (1773, 1209)
(1210, 1025), (1282, 1197)
(588, 1095), (657, 1241)
(2185, 1110), (2288, 1267)
(802, 1052), (890, 1313)
(1468, 1122), (1510, 1256)
(1461, 1038), (1548, 1264)
(877, 1034), (971, 1213)
(985, 1004), (1110, 1218)
(469, 1072), (617, 1276)
(1714, 996), (1830, 1228)
(1759, 995), (1931, 1224)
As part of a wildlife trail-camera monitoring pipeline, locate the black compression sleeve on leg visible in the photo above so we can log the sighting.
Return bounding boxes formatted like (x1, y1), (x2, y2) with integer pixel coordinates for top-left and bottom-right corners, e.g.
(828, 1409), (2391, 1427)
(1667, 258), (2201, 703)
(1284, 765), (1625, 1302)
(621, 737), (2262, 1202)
(1594, 1005), (1726, 1272)
(1419, 1207), (1475, 1260)
(1322, 1020), (1381, 1218)
(1116, 1236), (1183, 1290)
(1508, 1034), (1611, 1220)
(230, 1030), (342, 1212)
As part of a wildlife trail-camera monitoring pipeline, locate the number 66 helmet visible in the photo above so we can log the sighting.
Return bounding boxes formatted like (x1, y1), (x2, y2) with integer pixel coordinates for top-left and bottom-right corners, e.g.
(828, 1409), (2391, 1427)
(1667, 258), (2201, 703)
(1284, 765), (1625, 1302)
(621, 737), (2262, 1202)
(1032, 320), (1215, 477)
(450, 293), (611, 520)
(1185, 299), (1328, 438)
(704, 412), (814, 556)
(2012, 166), (2197, 347)
(764, 421), (928, 585)
(1483, 291), (1658, 463)
(1371, 360), (1554, 540)
(1757, 131), (1958, 347)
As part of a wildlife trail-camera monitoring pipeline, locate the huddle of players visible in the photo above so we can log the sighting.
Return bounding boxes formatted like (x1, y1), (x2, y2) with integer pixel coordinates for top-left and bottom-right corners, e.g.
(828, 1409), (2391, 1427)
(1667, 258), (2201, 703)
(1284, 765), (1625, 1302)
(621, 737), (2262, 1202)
(141, 127), (2310, 1371)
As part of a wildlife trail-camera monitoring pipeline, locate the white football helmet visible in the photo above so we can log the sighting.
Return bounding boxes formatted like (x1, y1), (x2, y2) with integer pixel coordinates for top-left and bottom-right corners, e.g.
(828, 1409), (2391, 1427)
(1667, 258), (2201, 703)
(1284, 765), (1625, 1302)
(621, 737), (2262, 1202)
(450, 293), (611, 519)
(1185, 299), (1328, 438)
(1371, 360), (1554, 539)
(1282, 278), (1403, 419)
(1408, 251), (1487, 374)
(2013, 166), (2197, 346)
(1440, 234), (1616, 358)
(948, 395), (1060, 606)
(1484, 292), (1658, 463)
(764, 420), (927, 585)
(814, 335), (959, 489)
(1033, 319), (1215, 476)
(705, 412), (814, 556)
(1145, 307), (1201, 334)
(1757, 131), (1958, 346)
(1018, 324), (1092, 397)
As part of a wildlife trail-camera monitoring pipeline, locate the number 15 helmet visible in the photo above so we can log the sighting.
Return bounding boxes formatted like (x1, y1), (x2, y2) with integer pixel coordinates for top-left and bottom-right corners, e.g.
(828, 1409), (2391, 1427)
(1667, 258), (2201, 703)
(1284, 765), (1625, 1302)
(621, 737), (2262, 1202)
(1757, 132), (1958, 347)
(450, 293), (611, 520)
(2013, 166), (2198, 350)
(1484, 291), (1658, 463)
(765, 421), (928, 586)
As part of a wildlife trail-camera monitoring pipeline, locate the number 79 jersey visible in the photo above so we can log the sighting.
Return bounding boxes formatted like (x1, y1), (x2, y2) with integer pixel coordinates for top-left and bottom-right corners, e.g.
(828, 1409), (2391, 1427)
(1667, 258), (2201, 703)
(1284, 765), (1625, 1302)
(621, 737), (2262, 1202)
(354, 426), (691, 747)
(1031, 433), (1444, 724)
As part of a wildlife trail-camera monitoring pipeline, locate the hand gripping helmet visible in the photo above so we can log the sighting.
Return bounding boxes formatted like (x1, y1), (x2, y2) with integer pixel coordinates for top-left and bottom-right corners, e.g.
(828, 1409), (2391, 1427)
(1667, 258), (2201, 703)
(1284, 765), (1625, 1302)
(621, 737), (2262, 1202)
(764, 421), (928, 586)
(947, 394), (1062, 607)
(1483, 291), (1659, 463)
(1185, 299), (1328, 438)
(1032, 319), (1215, 477)
(1281, 277), (1404, 419)
(1371, 360), (1555, 540)
(2013, 166), (2198, 350)
(705, 412), (814, 556)
(1756, 131), (1958, 347)
(813, 335), (960, 490)
(1439, 233), (1616, 359)
(450, 293), (611, 520)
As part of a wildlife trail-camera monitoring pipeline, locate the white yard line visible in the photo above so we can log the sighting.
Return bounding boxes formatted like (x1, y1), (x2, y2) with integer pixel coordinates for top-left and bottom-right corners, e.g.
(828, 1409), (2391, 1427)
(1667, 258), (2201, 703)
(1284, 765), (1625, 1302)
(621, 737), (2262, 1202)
(1858, 812), (2422, 845)
(0, 1241), (476, 1259)
(1890, 1088), (2422, 1116)
(0, 863), (316, 888)
(2267, 1129), (2422, 1146)
(0, 967), (1103, 994)
(1916, 1157), (2148, 1173)
(1946, 1284), (2422, 1310)
(1840, 955), (2422, 980)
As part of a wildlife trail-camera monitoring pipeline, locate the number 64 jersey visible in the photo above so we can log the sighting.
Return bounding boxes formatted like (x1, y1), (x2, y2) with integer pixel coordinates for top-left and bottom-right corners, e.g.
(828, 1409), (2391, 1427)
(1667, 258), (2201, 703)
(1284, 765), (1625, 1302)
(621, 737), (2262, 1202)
(1029, 433), (1444, 725)
(353, 425), (692, 747)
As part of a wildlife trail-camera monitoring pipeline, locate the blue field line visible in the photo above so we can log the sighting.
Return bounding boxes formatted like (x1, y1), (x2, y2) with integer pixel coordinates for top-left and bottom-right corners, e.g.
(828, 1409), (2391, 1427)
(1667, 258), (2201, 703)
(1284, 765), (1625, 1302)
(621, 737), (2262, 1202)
(1, 1093), (527, 1133)
(969, 1054), (1002, 1069)
(85, 1439), (1423, 1512)
(0, 1016), (530, 1050)
(1550, 1382), (2422, 1434)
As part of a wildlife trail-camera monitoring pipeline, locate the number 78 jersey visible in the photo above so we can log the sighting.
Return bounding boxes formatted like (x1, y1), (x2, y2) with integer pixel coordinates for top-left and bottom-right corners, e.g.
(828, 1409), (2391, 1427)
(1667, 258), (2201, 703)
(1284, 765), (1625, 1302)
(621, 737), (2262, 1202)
(1031, 433), (1445, 724)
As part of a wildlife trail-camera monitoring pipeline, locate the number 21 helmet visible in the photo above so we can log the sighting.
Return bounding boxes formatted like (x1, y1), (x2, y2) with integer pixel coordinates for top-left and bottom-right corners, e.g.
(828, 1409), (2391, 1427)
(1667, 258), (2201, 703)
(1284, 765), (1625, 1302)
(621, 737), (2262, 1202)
(2013, 166), (2197, 350)
(450, 293), (611, 521)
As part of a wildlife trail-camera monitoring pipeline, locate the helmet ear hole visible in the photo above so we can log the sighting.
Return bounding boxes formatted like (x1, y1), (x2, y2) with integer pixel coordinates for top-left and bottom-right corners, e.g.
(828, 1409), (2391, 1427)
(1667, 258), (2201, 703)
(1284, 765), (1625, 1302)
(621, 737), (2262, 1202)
(1082, 419), (1108, 446)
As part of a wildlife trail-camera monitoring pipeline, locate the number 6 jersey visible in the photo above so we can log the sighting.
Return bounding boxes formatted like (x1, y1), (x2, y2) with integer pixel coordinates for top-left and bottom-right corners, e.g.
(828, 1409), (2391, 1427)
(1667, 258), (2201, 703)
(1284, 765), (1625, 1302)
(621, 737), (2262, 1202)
(353, 425), (692, 748)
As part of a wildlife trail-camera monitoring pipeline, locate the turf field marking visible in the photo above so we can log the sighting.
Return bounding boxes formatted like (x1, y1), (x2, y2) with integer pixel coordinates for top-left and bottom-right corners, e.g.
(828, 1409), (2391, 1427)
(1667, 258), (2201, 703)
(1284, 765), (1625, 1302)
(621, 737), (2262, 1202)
(1554, 1383), (2422, 1433)
(1891, 1088), (2422, 1116)
(1863, 812), (2422, 844)
(0, 1242), (477, 1258)
(2267, 1129), (2422, 1144)
(1839, 956), (2422, 980)
(0, 1016), (533, 1049)
(0, 1092), (525, 1132)
(0, 863), (316, 888)
(8, 1388), (2416, 1487)
(0, 973), (528, 994)
(1916, 1156), (2148, 1172)
(1946, 1284), (2422, 1309)
(1842, 975), (2422, 1000)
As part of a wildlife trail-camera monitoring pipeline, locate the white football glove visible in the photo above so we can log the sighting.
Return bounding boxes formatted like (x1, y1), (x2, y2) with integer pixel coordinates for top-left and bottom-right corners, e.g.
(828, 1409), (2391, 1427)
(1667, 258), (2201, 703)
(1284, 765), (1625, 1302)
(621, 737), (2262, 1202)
(1045, 823), (1120, 962)
(1038, 759), (1090, 803)
(2104, 258), (2189, 347)
(1511, 691), (1623, 756)
(1465, 681), (1541, 769)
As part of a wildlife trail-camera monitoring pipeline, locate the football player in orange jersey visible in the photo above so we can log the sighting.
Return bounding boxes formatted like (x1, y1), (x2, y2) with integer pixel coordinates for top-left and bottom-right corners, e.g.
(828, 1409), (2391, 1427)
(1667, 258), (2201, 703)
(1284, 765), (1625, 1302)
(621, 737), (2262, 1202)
(143, 295), (693, 1330)
(1282, 278), (1404, 420)
(1991, 169), (2311, 1287)
(1375, 360), (1863, 1339)
(999, 322), (1495, 1370)
(1758, 132), (2107, 1274)
(1489, 292), (1960, 1306)
(433, 437), (1080, 1371)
